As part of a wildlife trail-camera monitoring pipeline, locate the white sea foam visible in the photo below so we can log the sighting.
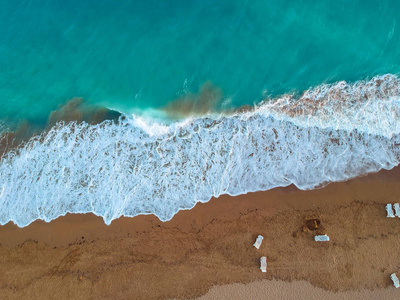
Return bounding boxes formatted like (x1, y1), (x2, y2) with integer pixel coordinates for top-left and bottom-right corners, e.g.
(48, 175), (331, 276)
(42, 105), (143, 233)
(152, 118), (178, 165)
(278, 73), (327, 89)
(1, 75), (400, 227)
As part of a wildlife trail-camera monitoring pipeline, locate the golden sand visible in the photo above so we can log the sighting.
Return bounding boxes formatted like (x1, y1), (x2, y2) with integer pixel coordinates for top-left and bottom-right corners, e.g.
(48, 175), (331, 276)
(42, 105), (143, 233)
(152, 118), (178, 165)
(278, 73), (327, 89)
(1, 167), (400, 299)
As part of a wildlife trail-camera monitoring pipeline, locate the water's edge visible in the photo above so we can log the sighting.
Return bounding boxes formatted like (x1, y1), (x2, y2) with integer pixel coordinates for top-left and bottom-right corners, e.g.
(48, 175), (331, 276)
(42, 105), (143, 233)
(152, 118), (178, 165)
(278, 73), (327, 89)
(1, 75), (400, 227)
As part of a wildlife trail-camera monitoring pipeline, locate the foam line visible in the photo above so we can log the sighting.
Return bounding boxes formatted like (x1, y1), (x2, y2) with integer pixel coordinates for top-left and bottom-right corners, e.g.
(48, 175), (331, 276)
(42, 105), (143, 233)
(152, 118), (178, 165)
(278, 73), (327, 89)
(1, 75), (400, 227)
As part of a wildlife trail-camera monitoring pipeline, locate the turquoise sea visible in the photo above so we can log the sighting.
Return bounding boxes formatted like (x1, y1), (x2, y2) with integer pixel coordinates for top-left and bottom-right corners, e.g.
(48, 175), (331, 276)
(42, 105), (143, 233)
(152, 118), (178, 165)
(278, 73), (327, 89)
(1, 0), (400, 226)
(1, 0), (399, 125)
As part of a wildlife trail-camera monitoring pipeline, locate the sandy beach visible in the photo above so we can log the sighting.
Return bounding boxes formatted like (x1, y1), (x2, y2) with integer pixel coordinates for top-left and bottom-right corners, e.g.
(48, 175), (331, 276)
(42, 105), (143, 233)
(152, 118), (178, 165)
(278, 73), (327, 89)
(196, 280), (399, 300)
(1, 167), (400, 299)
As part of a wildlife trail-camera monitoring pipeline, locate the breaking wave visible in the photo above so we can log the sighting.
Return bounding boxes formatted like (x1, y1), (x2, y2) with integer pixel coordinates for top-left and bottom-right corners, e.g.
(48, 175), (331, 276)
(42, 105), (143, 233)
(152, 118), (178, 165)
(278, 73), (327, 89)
(1, 74), (400, 227)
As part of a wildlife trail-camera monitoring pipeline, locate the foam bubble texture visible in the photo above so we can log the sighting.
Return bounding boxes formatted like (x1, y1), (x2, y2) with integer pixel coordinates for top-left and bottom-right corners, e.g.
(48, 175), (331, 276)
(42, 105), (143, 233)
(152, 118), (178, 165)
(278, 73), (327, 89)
(264, 74), (400, 137)
(1, 75), (400, 227)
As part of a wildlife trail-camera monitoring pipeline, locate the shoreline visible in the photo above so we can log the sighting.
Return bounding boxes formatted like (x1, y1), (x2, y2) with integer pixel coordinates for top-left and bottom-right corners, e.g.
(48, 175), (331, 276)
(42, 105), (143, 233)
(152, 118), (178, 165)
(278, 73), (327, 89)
(1, 167), (400, 299)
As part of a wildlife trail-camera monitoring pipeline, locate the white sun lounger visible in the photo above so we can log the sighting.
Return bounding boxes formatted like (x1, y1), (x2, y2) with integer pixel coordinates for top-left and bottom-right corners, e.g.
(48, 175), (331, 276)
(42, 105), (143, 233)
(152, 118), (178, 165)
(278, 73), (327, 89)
(314, 234), (330, 242)
(390, 273), (400, 288)
(393, 203), (400, 218)
(386, 204), (395, 218)
(253, 235), (264, 249)
(260, 256), (267, 273)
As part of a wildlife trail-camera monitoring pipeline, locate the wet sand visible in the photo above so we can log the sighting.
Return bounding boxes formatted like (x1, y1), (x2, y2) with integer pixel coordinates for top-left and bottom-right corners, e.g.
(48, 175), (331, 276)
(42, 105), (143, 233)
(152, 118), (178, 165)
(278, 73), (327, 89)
(1, 167), (400, 299)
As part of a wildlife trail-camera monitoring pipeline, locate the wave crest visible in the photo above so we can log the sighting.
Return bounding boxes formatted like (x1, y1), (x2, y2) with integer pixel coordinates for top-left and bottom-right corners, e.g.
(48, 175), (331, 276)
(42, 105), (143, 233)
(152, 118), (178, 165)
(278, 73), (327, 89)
(1, 75), (400, 227)
(264, 74), (400, 137)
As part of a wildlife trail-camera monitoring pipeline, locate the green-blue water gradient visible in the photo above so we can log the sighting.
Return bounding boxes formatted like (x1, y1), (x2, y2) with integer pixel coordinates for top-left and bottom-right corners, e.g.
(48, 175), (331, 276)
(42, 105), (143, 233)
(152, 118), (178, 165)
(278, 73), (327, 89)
(0, 0), (399, 126)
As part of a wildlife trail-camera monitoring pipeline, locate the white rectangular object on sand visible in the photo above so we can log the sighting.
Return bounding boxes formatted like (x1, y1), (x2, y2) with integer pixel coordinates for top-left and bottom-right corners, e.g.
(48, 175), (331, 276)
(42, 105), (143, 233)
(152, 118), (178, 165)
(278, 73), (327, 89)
(253, 235), (264, 249)
(390, 273), (400, 288)
(314, 235), (330, 242)
(386, 204), (395, 218)
(260, 256), (267, 273)
(393, 203), (400, 218)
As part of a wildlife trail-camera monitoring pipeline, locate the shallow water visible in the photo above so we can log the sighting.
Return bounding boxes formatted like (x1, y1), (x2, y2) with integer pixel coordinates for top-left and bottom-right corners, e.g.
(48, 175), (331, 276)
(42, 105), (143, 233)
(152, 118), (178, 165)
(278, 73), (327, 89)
(1, 75), (400, 227)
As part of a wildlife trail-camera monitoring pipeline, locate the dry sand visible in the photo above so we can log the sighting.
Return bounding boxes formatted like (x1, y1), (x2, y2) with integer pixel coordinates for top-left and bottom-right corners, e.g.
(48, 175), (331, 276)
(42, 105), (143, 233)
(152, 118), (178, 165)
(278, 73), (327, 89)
(1, 167), (400, 299)
(195, 280), (399, 300)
